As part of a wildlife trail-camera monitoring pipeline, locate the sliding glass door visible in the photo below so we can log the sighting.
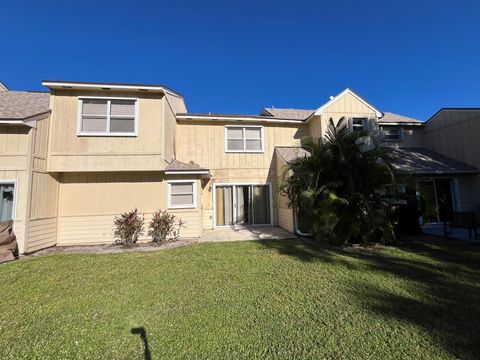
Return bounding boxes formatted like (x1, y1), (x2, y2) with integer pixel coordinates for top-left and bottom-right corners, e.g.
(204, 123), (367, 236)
(215, 184), (271, 227)
(417, 179), (453, 224)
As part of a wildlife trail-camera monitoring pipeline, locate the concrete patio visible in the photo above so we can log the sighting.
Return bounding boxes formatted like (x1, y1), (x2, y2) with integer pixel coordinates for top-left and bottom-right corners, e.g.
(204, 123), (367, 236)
(200, 226), (298, 242)
(422, 223), (479, 242)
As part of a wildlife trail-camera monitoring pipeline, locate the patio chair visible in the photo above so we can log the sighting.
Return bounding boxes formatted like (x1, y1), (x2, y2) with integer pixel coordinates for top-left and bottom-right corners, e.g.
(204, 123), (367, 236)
(443, 212), (478, 241)
(0, 220), (18, 263)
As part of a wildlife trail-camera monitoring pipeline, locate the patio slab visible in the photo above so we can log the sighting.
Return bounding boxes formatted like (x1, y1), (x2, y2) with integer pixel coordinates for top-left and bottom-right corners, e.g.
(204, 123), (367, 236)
(422, 224), (479, 242)
(200, 226), (298, 242)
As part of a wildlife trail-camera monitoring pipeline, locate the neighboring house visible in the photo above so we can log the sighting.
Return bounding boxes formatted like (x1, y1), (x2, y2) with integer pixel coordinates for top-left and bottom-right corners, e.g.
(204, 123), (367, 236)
(0, 81), (477, 253)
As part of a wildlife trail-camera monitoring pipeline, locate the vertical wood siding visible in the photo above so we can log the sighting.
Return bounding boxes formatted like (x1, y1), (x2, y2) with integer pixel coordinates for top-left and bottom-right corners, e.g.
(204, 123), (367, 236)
(48, 90), (166, 172)
(57, 173), (202, 245)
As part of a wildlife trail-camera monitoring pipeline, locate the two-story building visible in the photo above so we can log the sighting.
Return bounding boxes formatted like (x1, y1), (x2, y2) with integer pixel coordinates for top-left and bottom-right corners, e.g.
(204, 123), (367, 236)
(0, 81), (478, 253)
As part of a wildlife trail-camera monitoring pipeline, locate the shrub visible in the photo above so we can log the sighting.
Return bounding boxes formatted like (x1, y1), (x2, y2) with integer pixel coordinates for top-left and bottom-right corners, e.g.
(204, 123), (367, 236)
(113, 209), (145, 245)
(279, 117), (395, 246)
(148, 210), (184, 243)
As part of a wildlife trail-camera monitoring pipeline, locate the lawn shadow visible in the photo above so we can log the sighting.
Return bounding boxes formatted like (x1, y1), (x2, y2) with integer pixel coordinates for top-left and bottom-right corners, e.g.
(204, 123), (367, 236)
(131, 327), (151, 360)
(259, 237), (480, 359)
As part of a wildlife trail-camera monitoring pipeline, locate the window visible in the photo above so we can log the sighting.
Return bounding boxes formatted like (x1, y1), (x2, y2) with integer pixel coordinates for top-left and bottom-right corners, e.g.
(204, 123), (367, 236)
(225, 126), (263, 152)
(381, 127), (403, 141)
(351, 118), (367, 133)
(78, 98), (137, 136)
(0, 182), (15, 222)
(168, 181), (196, 209)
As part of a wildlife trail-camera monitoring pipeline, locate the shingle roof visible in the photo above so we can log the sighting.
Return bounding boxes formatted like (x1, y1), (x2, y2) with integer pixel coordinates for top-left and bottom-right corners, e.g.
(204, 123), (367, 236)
(0, 91), (50, 120)
(388, 147), (476, 175)
(165, 159), (208, 172)
(261, 108), (314, 120)
(379, 112), (423, 125)
(275, 147), (311, 164)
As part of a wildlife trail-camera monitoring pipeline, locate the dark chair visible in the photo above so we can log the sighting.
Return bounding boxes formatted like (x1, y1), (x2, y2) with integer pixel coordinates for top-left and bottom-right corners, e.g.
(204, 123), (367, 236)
(444, 212), (478, 241)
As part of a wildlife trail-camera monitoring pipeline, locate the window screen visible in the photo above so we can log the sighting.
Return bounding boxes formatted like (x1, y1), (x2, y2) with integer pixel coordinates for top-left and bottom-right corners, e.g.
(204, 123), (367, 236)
(79, 98), (136, 135)
(225, 126), (263, 152)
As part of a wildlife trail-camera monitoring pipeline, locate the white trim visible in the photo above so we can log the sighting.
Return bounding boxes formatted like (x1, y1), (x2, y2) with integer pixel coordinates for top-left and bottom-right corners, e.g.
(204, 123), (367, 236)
(0, 120), (25, 125)
(167, 180), (196, 209)
(212, 182), (274, 228)
(378, 122), (424, 126)
(77, 96), (139, 137)
(165, 171), (209, 175)
(42, 81), (182, 98)
(224, 125), (264, 153)
(0, 179), (18, 223)
(176, 114), (304, 124)
(313, 88), (383, 118)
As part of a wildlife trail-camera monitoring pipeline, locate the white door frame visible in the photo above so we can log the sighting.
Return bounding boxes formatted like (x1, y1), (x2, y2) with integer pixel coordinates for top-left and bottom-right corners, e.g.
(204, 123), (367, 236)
(213, 182), (273, 228)
(0, 179), (18, 223)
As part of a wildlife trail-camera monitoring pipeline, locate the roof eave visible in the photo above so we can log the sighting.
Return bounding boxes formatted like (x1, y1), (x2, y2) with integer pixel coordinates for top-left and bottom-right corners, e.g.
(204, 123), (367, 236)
(42, 80), (183, 98)
(394, 169), (478, 175)
(378, 122), (425, 126)
(176, 114), (305, 124)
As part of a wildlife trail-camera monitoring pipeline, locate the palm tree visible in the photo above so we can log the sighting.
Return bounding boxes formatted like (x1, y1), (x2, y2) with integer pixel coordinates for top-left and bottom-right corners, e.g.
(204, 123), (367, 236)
(279, 117), (395, 245)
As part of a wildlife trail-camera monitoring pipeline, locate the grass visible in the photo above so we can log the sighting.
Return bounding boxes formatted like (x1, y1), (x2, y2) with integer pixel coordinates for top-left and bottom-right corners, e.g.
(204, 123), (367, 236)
(0, 239), (479, 359)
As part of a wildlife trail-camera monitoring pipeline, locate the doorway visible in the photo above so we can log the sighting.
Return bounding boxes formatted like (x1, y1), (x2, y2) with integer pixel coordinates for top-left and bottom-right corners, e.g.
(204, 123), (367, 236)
(417, 179), (454, 224)
(214, 183), (272, 227)
(0, 182), (16, 222)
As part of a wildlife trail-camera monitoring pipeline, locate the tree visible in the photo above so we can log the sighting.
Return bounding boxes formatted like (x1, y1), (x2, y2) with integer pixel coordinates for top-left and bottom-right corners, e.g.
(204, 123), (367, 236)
(279, 117), (395, 246)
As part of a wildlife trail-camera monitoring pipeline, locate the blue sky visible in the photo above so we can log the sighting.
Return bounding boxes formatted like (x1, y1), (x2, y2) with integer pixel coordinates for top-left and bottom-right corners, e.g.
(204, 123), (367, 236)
(2, 0), (480, 120)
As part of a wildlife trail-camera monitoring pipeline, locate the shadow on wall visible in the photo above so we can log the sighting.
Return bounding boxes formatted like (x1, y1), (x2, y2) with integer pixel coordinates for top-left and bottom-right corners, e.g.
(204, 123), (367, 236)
(258, 238), (480, 359)
(131, 327), (152, 360)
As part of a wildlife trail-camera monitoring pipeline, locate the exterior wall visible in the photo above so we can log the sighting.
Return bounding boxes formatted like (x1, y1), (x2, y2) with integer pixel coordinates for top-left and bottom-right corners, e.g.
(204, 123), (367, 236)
(57, 172), (201, 245)
(309, 91), (378, 139)
(422, 112), (480, 211)
(0, 125), (31, 252)
(26, 115), (60, 252)
(275, 153), (294, 232)
(47, 90), (168, 172)
(176, 120), (307, 229)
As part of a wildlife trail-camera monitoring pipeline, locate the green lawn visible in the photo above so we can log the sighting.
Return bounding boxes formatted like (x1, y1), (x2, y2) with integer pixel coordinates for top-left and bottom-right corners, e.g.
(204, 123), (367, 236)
(1, 239), (479, 359)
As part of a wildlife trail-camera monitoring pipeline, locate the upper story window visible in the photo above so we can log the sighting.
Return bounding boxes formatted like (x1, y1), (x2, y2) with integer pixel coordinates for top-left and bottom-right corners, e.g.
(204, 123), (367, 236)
(225, 125), (264, 153)
(381, 127), (403, 141)
(78, 97), (138, 136)
(351, 118), (367, 133)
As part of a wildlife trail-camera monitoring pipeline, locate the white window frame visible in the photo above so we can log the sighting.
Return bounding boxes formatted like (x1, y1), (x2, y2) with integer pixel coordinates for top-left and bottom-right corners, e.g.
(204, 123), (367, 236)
(77, 96), (139, 137)
(350, 117), (367, 133)
(224, 125), (264, 153)
(381, 126), (403, 141)
(167, 180), (196, 209)
(0, 179), (18, 223)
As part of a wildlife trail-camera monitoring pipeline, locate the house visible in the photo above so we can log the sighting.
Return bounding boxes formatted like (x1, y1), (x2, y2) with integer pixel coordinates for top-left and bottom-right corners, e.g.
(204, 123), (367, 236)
(0, 81), (477, 253)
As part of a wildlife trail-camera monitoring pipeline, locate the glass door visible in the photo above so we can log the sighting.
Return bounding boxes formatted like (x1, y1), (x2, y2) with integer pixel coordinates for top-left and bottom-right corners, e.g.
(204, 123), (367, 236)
(215, 186), (234, 226)
(0, 183), (15, 222)
(215, 184), (271, 227)
(417, 179), (453, 224)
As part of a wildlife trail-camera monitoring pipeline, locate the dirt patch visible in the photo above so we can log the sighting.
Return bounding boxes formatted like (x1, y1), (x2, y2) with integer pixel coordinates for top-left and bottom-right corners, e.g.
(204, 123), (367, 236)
(24, 238), (199, 258)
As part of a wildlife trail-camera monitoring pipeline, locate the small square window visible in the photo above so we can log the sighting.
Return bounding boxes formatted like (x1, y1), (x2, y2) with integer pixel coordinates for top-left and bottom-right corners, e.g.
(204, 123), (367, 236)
(168, 181), (196, 209)
(351, 118), (366, 133)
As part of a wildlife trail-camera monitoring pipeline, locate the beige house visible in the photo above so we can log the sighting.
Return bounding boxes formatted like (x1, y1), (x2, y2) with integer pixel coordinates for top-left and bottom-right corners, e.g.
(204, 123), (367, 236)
(0, 81), (477, 253)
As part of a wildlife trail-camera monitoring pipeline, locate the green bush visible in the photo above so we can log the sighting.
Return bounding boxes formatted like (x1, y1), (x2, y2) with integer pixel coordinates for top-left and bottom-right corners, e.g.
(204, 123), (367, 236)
(148, 210), (184, 243)
(113, 209), (145, 245)
(280, 117), (395, 246)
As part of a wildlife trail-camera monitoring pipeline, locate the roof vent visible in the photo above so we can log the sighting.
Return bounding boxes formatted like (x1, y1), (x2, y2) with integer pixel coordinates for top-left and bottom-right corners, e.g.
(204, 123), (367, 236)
(329, 96), (334, 100)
